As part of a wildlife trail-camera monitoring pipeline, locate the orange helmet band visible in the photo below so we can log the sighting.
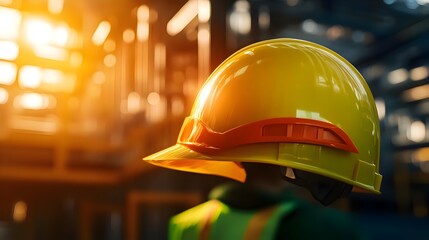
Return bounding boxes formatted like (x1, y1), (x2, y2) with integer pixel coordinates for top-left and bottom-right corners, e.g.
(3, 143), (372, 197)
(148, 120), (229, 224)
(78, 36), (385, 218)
(179, 117), (359, 154)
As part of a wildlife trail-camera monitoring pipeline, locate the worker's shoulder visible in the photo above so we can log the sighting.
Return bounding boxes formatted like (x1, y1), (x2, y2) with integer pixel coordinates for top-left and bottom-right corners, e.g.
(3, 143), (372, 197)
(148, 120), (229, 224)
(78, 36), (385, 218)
(171, 199), (222, 225)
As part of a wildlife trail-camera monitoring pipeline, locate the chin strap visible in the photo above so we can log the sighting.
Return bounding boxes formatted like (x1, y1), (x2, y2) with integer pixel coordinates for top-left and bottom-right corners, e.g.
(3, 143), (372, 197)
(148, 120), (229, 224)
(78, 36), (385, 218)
(281, 167), (352, 206)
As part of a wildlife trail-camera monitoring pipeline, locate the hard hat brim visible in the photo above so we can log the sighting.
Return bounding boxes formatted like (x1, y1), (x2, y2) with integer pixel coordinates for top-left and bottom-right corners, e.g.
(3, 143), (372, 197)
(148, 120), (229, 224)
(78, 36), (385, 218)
(143, 143), (381, 194)
(143, 144), (247, 182)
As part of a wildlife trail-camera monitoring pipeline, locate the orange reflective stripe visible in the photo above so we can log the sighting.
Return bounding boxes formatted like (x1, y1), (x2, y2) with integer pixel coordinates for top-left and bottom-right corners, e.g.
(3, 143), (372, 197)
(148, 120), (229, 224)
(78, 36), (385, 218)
(179, 117), (358, 154)
(243, 205), (278, 240)
(200, 200), (221, 240)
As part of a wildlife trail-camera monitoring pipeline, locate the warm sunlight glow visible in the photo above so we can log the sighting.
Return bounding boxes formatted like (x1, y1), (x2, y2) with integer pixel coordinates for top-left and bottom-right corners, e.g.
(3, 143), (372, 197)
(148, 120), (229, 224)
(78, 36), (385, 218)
(123, 29), (135, 43)
(43, 69), (64, 84)
(13, 201), (27, 223)
(137, 21), (149, 41)
(0, 6), (21, 40)
(198, 0), (211, 22)
(43, 73), (75, 93)
(0, 88), (8, 104)
(167, 0), (198, 36)
(154, 43), (166, 92)
(147, 92), (161, 106)
(92, 21), (111, 46)
(103, 39), (116, 52)
(137, 5), (150, 41)
(104, 54), (116, 67)
(0, 0), (13, 5)
(70, 52), (83, 67)
(127, 92), (141, 113)
(0, 61), (17, 85)
(10, 115), (58, 133)
(22, 18), (70, 48)
(172, 97), (185, 116)
(65, 29), (83, 48)
(0, 41), (19, 61)
(19, 65), (43, 88)
(34, 45), (69, 61)
(19, 65), (75, 92)
(91, 71), (106, 85)
(23, 18), (54, 46)
(14, 93), (49, 110)
(48, 0), (64, 14)
(137, 5), (150, 22)
(52, 24), (70, 47)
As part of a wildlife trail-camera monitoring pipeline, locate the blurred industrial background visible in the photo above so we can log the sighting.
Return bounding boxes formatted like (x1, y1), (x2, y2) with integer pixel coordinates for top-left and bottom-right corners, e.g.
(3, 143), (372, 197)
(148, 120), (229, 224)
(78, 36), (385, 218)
(0, 0), (429, 239)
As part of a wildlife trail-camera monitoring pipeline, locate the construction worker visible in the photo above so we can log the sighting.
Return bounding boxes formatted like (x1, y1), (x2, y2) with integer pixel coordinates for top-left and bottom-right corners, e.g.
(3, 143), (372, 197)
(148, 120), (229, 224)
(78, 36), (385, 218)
(144, 38), (381, 239)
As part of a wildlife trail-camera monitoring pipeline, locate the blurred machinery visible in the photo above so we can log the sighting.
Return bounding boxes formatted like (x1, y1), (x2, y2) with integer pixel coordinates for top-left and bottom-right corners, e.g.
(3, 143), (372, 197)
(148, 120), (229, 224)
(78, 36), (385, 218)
(0, 0), (121, 183)
(0, 0), (211, 239)
(0, 0), (191, 182)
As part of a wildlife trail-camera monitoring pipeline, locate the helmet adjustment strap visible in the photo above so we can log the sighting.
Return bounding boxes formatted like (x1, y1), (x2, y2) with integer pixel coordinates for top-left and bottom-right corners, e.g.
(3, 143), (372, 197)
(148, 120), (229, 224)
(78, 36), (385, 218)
(281, 167), (352, 205)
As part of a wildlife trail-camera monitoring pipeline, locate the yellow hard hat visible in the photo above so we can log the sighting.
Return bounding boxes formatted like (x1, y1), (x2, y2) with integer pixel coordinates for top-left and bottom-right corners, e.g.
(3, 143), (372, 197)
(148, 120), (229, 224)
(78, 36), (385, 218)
(144, 38), (381, 195)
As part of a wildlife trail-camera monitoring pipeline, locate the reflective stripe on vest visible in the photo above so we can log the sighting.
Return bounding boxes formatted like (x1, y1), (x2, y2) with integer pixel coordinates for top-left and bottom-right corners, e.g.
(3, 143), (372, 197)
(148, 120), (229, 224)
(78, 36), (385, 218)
(169, 199), (297, 240)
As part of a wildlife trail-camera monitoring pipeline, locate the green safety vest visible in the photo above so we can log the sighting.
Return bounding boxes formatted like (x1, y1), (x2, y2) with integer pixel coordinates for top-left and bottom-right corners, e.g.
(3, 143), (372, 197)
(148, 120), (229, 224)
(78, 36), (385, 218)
(169, 199), (297, 240)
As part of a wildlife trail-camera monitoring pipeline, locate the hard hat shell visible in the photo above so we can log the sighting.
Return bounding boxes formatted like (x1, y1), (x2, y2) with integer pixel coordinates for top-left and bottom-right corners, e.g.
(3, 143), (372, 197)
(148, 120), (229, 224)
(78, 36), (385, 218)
(144, 38), (382, 193)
